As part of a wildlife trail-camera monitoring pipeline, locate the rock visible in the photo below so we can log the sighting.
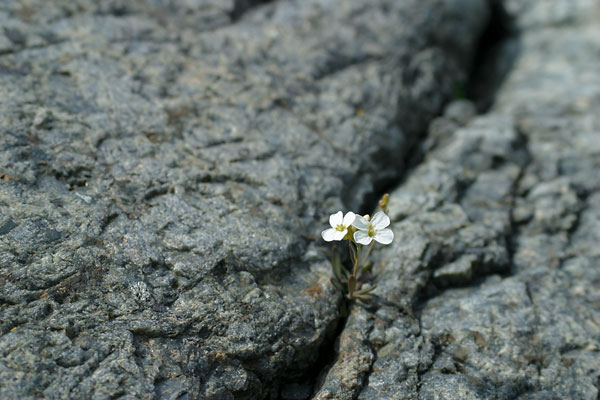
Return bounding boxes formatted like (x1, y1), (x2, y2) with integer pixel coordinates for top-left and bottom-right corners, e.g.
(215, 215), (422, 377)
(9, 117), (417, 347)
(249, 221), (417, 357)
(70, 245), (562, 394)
(345, 110), (527, 400)
(317, 0), (600, 399)
(4, 0), (597, 398)
(0, 0), (490, 399)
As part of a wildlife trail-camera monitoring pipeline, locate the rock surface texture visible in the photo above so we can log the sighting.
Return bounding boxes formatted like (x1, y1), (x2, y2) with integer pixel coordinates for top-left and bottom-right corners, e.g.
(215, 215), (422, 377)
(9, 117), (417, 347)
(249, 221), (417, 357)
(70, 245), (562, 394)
(0, 0), (490, 399)
(0, 0), (598, 399)
(315, 0), (600, 399)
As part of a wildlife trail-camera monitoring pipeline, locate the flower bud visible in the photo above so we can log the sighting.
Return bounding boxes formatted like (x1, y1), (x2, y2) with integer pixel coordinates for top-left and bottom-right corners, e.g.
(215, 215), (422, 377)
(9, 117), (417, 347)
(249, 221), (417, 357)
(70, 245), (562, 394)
(379, 193), (389, 212)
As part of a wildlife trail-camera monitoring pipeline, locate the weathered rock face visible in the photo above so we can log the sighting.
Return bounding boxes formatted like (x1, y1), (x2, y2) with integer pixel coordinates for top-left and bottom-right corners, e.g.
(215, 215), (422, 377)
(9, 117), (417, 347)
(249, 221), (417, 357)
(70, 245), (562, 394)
(315, 0), (600, 399)
(3, 0), (599, 399)
(0, 0), (492, 399)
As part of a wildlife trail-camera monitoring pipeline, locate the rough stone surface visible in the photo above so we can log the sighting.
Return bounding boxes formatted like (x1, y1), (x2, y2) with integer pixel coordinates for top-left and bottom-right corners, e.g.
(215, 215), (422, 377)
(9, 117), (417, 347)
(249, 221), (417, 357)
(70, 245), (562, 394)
(0, 0), (490, 399)
(315, 0), (600, 399)
(3, 0), (599, 399)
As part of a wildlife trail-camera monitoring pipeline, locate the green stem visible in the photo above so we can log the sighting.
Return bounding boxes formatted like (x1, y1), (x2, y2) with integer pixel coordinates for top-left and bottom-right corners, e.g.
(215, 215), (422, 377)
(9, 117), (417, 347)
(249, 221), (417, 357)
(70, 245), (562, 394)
(361, 241), (375, 271)
(348, 240), (356, 267)
(352, 244), (362, 278)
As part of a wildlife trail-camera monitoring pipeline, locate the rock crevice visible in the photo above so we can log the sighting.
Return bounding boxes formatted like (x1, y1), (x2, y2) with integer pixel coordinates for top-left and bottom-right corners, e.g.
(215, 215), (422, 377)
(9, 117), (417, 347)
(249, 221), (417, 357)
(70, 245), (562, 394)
(0, 0), (491, 399)
(316, 1), (600, 399)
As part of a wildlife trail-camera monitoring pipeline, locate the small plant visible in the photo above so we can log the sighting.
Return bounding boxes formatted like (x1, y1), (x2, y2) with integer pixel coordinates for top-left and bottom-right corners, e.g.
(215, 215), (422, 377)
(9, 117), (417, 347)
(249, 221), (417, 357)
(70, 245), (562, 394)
(321, 194), (393, 301)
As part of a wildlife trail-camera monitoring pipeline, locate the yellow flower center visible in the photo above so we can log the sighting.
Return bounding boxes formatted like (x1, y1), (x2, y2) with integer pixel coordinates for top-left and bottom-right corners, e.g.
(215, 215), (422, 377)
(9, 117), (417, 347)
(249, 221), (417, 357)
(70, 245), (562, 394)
(367, 224), (376, 237)
(336, 224), (346, 232)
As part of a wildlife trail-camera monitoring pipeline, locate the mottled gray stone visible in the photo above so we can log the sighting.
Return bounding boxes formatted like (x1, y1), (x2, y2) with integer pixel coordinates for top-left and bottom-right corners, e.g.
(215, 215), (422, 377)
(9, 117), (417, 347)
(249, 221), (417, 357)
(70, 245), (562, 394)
(0, 0), (490, 399)
(312, 305), (374, 400)
(318, 0), (600, 399)
(4, 0), (598, 398)
(349, 109), (527, 400)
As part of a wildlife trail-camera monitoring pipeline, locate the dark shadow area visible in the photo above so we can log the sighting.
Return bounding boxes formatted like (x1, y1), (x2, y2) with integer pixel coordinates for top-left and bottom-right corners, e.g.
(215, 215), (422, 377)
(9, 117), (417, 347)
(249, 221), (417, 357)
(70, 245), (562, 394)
(230, 0), (275, 21)
(361, 0), (521, 215)
(278, 302), (347, 400)
(467, 0), (521, 112)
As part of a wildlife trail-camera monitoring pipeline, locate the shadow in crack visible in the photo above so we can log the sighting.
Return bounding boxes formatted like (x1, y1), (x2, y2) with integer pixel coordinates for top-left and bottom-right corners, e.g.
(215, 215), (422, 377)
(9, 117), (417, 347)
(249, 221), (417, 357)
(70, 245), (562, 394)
(230, 0), (275, 21)
(309, 3), (524, 398)
(356, 1), (522, 217)
(467, 0), (521, 112)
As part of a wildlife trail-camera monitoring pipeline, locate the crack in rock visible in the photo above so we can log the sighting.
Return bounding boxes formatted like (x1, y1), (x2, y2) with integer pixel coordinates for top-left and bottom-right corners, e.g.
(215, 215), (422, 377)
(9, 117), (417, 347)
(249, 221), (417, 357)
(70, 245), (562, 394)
(0, 0), (490, 399)
(317, 1), (600, 399)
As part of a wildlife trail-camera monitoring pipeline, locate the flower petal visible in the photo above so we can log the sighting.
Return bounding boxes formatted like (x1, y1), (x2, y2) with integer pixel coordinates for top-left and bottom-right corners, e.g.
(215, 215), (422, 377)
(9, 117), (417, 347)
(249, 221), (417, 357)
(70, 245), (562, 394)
(374, 228), (394, 245)
(352, 215), (370, 230)
(322, 228), (346, 241)
(343, 211), (356, 227)
(329, 211), (343, 228)
(322, 228), (337, 241)
(333, 230), (347, 241)
(354, 230), (373, 245)
(371, 211), (390, 229)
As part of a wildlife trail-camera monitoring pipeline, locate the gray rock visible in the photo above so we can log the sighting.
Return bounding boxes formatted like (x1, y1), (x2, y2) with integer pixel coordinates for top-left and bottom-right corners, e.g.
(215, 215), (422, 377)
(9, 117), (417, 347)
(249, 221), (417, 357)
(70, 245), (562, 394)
(315, 0), (600, 398)
(0, 0), (490, 399)
(4, 0), (598, 398)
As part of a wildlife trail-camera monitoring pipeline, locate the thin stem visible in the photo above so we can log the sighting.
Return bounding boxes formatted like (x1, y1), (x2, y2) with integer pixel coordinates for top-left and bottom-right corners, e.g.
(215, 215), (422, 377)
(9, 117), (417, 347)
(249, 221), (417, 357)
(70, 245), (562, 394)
(348, 241), (356, 267)
(352, 244), (362, 278)
(361, 241), (375, 270)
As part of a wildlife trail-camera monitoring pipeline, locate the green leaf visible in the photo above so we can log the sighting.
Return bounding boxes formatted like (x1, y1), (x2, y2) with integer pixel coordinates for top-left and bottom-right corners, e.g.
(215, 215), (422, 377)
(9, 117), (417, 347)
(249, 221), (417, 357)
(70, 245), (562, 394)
(331, 277), (345, 292)
(348, 274), (357, 295)
(354, 294), (373, 301)
(356, 285), (377, 295)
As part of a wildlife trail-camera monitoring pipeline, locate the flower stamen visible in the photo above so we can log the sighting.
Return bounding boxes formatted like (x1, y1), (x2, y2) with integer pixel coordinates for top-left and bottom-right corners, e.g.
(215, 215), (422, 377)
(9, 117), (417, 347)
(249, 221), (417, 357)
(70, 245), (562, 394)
(367, 225), (376, 237)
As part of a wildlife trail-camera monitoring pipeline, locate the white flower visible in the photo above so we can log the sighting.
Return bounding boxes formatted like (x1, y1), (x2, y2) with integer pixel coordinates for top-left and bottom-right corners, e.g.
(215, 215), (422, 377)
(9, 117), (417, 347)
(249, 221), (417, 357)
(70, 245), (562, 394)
(322, 211), (356, 242)
(352, 211), (393, 245)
